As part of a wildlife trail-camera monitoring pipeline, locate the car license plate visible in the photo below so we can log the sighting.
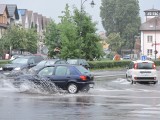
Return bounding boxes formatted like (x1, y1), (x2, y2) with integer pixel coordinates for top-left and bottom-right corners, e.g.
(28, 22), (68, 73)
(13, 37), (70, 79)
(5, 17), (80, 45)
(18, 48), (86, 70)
(141, 73), (150, 76)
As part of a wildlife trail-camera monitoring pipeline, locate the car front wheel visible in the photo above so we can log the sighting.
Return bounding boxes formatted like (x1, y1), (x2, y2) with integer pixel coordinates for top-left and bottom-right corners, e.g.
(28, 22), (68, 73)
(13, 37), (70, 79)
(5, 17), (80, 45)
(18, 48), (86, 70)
(67, 83), (78, 94)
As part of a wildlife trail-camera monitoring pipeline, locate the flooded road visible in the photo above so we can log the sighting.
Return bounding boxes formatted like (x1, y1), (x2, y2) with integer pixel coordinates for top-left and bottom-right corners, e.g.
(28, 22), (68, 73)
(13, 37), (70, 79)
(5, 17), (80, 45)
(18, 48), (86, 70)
(0, 71), (160, 120)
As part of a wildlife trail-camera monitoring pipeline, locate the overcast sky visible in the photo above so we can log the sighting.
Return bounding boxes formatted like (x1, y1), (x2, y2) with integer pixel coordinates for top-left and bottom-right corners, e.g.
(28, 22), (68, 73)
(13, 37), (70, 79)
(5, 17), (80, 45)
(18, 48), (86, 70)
(1, 0), (160, 32)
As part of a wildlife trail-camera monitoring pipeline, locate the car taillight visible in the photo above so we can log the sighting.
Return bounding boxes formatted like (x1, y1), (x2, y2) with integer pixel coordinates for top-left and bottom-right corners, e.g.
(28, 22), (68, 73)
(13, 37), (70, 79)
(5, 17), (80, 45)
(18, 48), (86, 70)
(134, 63), (138, 69)
(80, 76), (87, 81)
(152, 63), (156, 69)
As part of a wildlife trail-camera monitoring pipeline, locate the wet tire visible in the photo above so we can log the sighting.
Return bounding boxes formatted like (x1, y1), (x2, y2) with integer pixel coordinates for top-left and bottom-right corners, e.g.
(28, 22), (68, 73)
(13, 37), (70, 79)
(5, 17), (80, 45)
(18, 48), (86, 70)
(126, 75), (129, 82)
(131, 80), (136, 84)
(67, 83), (78, 94)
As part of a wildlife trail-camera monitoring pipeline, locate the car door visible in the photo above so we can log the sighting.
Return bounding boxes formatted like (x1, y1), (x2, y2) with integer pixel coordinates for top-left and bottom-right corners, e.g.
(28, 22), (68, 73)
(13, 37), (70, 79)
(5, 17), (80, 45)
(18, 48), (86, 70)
(52, 66), (71, 89)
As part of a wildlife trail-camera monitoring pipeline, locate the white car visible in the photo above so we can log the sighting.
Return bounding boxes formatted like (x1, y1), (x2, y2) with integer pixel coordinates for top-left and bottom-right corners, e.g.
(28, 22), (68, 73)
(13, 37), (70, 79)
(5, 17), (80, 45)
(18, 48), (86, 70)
(126, 60), (158, 84)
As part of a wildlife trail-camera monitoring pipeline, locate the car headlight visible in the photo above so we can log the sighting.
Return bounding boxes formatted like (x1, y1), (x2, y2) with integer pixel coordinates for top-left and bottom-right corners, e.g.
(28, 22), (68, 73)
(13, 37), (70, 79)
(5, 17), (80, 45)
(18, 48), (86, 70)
(14, 67), (21, 71)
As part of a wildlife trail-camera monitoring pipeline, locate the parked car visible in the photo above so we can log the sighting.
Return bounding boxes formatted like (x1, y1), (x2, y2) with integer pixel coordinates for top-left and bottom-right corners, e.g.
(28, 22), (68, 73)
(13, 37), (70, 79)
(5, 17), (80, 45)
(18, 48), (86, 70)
(126, 60), (158, 84)
(13, 64), (94, 94)
(10, 54), (24, 60)
(123, 55), (131, 60)
(67, 59), (90, 69)
(1, 55), (44, 72)
(29, 59), (68, 73)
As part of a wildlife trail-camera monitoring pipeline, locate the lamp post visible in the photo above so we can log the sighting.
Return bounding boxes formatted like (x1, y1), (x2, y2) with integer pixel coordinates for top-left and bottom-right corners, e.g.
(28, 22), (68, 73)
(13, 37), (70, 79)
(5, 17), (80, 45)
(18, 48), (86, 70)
(79, 0), (95, 37)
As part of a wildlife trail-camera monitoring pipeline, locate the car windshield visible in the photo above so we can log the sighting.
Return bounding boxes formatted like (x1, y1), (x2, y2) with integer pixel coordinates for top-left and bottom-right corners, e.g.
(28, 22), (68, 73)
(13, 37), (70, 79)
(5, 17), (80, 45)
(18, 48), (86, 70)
(137, 63), (153, 69)
(37, 60), (56, 66)
(75, 66), (90, 74)
(33, 60), (56, 70)
(67, 60), (78, 64)
(11, 58), (28, 64)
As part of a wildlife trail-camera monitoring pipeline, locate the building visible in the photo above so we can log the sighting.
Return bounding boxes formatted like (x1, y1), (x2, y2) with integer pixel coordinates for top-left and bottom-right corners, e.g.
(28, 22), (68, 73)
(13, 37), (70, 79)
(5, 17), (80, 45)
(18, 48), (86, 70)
(0, 4), (9, 38)
(140, 8), (160, 59)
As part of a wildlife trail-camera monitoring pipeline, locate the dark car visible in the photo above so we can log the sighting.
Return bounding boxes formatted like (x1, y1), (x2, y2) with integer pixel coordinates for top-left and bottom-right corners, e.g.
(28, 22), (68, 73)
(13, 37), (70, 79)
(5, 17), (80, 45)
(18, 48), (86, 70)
(67, 59), (90, 69)
(29, 59), (68, 73)
(1, 55), (44, 72)
(14, 64), (94, 94)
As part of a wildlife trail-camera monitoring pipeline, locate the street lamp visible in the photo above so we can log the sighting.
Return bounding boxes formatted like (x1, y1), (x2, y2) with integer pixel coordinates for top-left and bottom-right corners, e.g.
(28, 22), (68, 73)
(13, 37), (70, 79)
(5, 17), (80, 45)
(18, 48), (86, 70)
(80, 0), (95, 37)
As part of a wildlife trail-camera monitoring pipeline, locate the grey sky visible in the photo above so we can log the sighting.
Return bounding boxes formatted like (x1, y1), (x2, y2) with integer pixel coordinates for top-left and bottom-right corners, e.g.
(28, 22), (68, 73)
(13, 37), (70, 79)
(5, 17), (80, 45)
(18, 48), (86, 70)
(1, 0), (160, 32)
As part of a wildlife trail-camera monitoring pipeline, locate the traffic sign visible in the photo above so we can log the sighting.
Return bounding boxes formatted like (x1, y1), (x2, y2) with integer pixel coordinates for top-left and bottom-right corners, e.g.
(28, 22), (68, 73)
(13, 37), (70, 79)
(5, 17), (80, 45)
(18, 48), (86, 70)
(141, 55), (147, 61)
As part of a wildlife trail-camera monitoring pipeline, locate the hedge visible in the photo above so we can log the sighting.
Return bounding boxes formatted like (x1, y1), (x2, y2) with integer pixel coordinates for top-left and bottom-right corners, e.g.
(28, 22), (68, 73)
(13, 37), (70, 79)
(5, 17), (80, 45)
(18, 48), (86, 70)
(88, 60), (131, 69)
(88, 60), (160, 69)
(0, 60), (11, 67)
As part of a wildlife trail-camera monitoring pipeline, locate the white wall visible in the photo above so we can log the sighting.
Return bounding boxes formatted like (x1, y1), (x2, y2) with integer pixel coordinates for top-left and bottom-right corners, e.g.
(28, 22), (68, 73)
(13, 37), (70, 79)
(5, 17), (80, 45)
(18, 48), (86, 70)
(141, 31), (160, 59)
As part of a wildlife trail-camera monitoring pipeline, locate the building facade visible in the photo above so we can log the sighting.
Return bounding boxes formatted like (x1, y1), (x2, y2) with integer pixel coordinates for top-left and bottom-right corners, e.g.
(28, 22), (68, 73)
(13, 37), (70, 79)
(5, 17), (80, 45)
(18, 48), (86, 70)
(0, 4), (9, 38)
(140, 8), (160, 59)
(0, 4), (51, 55)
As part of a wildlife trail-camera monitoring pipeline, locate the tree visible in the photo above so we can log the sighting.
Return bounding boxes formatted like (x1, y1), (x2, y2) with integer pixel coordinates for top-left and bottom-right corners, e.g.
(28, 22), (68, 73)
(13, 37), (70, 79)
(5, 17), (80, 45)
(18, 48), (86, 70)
(44, 20), (59, 57)
(100, 0), (141, 52)
(45, 4), (104, 60)
(73, 8), (104, 60)
(0, 25), (38, 55)
(107, 32), (123, 53)
(25, 29), (38, 53)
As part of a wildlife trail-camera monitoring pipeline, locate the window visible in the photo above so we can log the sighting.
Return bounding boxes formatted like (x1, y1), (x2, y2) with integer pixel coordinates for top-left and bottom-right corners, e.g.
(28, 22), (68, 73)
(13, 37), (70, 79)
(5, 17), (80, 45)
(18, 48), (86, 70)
(55, 66), (70, 76)
(60, 60), (67, 64)
(147, 49), (152, 56)
(147, 36), (153, 43)
(55, 61), (61, 64)
(28, 58), (35, 64)
(137, 63), (153, 69)
(38, 66), (54, 76)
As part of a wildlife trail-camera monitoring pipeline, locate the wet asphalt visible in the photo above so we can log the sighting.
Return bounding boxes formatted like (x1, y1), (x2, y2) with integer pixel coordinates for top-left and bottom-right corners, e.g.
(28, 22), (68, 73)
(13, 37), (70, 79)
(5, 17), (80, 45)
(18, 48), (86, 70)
(0, 69), (160, 120)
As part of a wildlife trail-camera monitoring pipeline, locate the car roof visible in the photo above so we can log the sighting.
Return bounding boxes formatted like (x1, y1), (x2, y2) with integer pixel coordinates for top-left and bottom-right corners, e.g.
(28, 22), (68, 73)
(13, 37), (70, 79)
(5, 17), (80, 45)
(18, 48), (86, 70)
(132, 60), (154, 63)
(40, 59), (65, 62)
(42, 64), (80, 68)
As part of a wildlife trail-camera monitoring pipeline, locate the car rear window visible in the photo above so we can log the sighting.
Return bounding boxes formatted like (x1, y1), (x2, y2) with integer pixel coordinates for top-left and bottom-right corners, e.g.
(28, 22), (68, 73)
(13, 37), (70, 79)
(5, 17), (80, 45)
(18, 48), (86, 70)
(137, 62), (153, 69)
(75, 66), (90, 74)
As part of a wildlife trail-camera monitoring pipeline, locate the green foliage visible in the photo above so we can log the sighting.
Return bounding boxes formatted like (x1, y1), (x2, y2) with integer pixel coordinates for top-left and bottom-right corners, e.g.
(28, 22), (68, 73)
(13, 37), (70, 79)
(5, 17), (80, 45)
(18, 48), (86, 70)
(107, 32), (123, 53)
(100, 0), (141, 51)
(73, 8), (104, 60)
(44, 21), (59, 57)
(45, 4), (104, 60)
(25, 29), (38, 53)
(0, 60), (11, 67)
(0, 25), (38, 54)
(88, 60), (131, 69)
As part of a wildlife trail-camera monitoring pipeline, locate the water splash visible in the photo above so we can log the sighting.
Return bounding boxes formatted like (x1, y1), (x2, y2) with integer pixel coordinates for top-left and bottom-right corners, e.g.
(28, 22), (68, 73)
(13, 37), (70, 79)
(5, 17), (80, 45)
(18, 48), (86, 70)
(0, 71), (66, 94)
(13, 77), (66, 95)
